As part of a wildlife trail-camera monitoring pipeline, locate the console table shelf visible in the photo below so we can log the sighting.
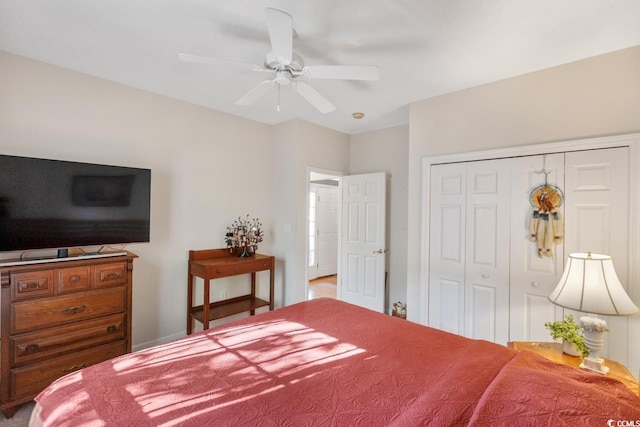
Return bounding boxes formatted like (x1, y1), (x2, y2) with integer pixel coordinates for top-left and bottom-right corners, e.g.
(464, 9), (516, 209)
(187, 248), (275, 334)
(190, 296), (270, 323)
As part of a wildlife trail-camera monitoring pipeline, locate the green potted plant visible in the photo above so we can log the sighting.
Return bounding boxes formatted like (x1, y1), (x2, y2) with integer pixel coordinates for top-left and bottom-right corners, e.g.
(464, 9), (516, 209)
(544, 314), (589, 358)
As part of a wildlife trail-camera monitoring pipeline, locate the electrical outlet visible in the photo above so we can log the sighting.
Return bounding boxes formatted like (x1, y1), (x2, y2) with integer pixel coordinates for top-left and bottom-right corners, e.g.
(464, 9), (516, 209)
(220, 290), (227, 299)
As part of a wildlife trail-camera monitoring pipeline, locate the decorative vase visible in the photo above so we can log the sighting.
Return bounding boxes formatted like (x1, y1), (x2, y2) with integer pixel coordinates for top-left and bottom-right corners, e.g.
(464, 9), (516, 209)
(238, 246), (253, 258)
(562, 340), (581, 357)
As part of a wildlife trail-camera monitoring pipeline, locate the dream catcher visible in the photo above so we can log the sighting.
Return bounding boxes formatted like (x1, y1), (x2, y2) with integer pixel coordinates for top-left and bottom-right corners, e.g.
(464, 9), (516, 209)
(529, 158), (564, 258)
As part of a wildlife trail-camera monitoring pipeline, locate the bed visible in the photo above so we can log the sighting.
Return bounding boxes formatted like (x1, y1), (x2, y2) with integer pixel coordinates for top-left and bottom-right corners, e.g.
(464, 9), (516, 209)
(32, 298), (640, 426)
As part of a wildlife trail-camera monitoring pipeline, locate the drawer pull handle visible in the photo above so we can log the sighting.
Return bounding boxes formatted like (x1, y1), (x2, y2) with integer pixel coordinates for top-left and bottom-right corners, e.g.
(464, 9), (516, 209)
(69, 275), (81, 283)
(25, 343), (40, 353)
(62, 363), (86, 374)
(104, 272), (122, 280)
(107, 325), (117, 333)
(25, 281), (41, 290)
(62, 304), (87, 315)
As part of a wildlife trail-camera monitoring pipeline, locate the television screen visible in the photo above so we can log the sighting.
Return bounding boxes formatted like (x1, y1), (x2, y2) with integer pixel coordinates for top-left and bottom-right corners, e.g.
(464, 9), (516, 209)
(0, 155), (151, 252)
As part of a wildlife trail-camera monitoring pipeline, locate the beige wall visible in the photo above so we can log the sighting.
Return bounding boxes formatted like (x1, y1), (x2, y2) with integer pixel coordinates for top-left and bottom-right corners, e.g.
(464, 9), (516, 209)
(406, 45), (640, 322)
(410, 45), (640, 157)
(0, 51), (353, 347)
(350, 125), (409, 312)
(272, 119), (350, 306)
(0, 51), (268, 347)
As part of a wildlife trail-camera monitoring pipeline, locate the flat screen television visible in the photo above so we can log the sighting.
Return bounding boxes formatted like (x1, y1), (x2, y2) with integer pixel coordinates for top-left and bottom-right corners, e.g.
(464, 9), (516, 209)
(0, 155), (151, 253)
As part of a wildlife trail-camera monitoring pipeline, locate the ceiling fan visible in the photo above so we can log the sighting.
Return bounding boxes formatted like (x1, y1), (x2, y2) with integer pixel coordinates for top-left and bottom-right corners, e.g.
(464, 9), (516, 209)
(179, 8), (380, 114)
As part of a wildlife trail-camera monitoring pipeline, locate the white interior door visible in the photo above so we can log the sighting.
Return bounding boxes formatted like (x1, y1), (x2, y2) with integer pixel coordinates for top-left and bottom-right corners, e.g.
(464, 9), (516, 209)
(429, 163), (466, 334)
(564, 147), (629, 364)
(429, 159), (510, 344)
(339, 172), (386, 312)
(316, 185), (340, 277)
(464, 159), (511, 344)
(509, 154), (565, 342)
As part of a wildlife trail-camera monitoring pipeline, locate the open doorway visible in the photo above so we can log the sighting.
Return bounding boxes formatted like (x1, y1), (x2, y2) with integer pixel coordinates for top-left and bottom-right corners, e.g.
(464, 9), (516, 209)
(307, 170), (341, 300)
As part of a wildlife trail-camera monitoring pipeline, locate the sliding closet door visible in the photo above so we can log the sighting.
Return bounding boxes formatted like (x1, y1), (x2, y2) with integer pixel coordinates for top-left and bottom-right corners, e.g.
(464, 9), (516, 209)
(464, 159), (511, 344)
(429, 163), (466, 334)
(564, 147), (629, 364)
(509, 154), (565, 341)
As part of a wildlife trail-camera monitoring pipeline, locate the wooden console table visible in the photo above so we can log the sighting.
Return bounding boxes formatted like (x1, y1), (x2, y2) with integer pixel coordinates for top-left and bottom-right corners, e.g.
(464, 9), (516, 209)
(187, 248), (275, 334)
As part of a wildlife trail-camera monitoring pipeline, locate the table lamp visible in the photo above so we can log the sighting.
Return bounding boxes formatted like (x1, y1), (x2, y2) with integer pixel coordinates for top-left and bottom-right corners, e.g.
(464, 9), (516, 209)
(548, 252), (640, 374)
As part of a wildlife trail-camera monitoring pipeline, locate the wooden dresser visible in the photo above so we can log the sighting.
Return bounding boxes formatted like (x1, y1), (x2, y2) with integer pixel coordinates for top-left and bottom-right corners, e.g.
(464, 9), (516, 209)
(0, 252), (137, 417)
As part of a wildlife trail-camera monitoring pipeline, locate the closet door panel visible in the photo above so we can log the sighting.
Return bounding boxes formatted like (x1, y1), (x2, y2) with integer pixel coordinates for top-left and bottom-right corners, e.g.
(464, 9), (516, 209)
(464, 159), (510, 344)
(469, 284), (496, 341)
(564, 147), (629, 365)
(435, 278), (464, 334)
(429, 164), (466, 334)
(509, 154), (565, 342)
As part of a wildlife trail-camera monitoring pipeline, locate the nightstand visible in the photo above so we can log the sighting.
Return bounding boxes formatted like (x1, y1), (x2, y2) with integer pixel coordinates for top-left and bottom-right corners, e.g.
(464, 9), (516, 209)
(508, 341), (639, 396)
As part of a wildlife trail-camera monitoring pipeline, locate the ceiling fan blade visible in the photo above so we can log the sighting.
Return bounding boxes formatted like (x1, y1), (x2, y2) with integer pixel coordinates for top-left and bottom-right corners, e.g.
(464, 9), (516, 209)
(292, 81), (335, 114)
(303, 65), (381, 81)
(236, 80), (275, 106)
(178, 53), (263, 72)
(265, 8), (293, 64)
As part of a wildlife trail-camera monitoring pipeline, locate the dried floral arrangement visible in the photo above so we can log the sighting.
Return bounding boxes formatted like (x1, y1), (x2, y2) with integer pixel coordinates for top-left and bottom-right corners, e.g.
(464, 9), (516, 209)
(225, 215), (263, 256)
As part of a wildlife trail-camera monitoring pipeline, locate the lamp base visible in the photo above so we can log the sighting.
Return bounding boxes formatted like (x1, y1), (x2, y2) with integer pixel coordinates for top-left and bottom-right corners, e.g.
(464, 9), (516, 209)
(580, 357), (609, 375)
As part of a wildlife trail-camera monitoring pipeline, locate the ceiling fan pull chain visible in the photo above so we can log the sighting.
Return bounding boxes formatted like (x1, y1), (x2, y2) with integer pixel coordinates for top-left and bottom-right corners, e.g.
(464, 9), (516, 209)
(277, 84), (281, 112)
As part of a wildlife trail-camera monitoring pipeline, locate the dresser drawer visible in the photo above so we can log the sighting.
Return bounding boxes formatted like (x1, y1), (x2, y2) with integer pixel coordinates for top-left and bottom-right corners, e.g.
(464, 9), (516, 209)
(57, 266), (91, 293)
(9, 340), (126, 401)
(11, 287), (126, 334)
(11, 270), (54, 301)
(11, 313), (126, 366)
(94, 262), (127, 288)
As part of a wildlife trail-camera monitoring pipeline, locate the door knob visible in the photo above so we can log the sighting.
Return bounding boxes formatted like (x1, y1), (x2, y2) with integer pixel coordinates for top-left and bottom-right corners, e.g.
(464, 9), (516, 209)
(373, 249), (387, 254)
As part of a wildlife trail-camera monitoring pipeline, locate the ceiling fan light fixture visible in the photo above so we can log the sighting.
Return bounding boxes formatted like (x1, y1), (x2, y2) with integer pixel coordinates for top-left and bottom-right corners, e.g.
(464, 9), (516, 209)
(352, 112), (365, 120)
(274, 70), (291, 85)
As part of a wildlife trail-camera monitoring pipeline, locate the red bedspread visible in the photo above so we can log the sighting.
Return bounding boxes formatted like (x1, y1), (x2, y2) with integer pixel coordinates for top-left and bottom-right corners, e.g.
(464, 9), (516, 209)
(35, 299), (640, 426)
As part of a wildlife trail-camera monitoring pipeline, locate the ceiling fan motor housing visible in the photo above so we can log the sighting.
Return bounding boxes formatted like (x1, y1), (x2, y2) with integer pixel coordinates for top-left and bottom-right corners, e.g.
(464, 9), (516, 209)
(265, 51), (304, 73)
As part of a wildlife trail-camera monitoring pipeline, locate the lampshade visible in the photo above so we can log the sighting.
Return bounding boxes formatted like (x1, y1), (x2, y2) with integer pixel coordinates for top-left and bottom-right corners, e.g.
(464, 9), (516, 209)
(548, 253), (640, 316)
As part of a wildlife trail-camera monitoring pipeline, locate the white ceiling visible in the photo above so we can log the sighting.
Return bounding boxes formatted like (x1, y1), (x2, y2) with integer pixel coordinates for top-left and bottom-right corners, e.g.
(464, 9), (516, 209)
(1, 0), (640, 135)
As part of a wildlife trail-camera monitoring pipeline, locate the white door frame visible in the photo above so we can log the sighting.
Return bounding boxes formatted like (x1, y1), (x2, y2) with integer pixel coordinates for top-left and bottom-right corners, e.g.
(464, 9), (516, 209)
(306, 167), (344, 298)
(308, 183), (319, 281)
(420, 133), (640, 373)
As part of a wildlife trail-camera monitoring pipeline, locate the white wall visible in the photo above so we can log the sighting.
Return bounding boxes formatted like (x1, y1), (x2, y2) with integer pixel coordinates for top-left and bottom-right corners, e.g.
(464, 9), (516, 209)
(349, 125), (409, 313)
(0, 51), (277, 348)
